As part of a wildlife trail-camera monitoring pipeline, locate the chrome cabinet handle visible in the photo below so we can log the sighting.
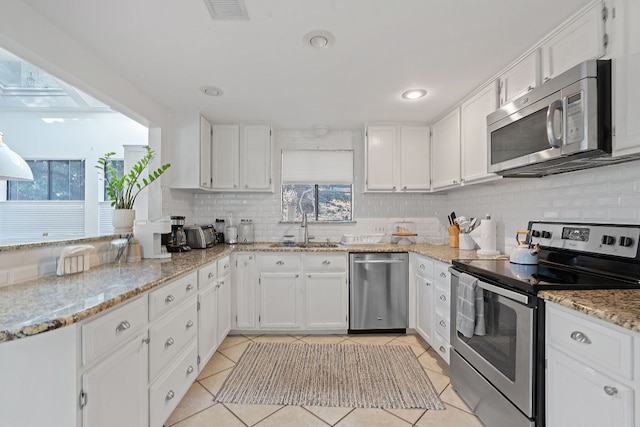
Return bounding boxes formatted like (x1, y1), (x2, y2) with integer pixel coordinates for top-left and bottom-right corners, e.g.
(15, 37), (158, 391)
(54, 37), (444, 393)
(570, 331), (592, 344)
(322, 260), (331, 265)
(142, 336), (150, 344)
(224, 263), (229, 269)
(186, 320), (194, 329)
(439, 346), (446, 353)
(186, 284), (194, 292)
(165, 337), (175, 348)
(308, 274), (312, 278)
(208, 272), (214, 278)
(439, 320), (447, 327)
(419, 264), (425, 269)
(276, 260), (285, 265)
(440, 295), (447, 302)
(439, 272), (446, 278)
(165, 295), (175, 304)
(604, 386), (618, 396)
(392, 186), (397, 191)
(219, 280), (224, 286)
(187, 365), (195, 374)
(245, 184), (249, 188)
(115, 320), (131, 333)
(295, 274), (299, 278)
(166, 390), (175, 401)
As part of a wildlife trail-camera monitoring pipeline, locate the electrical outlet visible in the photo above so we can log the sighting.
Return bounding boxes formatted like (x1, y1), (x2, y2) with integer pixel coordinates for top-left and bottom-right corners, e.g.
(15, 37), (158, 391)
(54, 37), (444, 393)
(374, 226), (386, 234)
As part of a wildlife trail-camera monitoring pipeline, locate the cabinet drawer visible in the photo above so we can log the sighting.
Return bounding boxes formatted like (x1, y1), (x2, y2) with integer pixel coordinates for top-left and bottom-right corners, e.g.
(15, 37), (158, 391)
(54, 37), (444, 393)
(82, 296), (148, 366)
(149, 298), (198, 380)
(434, 262), (450, 284)
(258, 254), (301, 273)
(303, 254), (347, 272)
(149, 271), (198, 321)
(435, 307), (450, 338)
(547, 305), (633, 380)
(217, 255), (231, 277)
(149, 341), (198, 427)
(198, 262), (217, 291)
(434, 332), (450, 363)
(414, 256), (434, 278)
(435, 282), (450, 309)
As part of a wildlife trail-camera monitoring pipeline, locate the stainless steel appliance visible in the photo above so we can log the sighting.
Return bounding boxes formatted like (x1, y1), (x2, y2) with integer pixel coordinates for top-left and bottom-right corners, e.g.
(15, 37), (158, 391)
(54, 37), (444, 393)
(450, 221), (640, 427)
(184, 224), (216, 249)
(488, 60), (613, 177)
(163, 215), (191, 253)
(349, 252), (408, 333)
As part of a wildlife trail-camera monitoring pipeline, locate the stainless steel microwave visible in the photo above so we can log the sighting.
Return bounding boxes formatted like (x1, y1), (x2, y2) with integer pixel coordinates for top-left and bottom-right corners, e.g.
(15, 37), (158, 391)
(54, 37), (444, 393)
(487, 60), (611, 177)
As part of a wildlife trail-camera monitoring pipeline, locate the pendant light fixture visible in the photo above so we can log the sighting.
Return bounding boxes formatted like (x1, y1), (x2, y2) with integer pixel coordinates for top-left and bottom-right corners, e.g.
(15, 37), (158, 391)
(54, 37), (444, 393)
(0, 132), (33, 181)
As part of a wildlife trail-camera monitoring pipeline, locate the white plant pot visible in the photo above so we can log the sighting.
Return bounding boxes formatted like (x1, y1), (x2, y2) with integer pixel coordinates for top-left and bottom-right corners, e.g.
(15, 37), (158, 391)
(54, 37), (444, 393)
(112, 209), (135, 234)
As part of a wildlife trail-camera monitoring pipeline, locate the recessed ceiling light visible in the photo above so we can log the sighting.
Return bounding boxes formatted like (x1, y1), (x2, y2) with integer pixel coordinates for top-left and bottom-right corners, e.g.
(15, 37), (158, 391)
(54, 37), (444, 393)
(303, 30), (335, 49)
(401, 89), (427, 100)
(200, 86), (224, 96)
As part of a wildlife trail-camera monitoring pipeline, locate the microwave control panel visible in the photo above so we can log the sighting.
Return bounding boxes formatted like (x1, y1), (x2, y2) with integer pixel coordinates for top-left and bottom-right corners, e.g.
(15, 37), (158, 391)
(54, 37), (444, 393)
(565, 92), (584, 144)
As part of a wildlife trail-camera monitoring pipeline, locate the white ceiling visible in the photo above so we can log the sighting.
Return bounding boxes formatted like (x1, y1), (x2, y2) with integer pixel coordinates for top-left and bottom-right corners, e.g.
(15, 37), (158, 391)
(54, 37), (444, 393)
(23, 0), (593, 130)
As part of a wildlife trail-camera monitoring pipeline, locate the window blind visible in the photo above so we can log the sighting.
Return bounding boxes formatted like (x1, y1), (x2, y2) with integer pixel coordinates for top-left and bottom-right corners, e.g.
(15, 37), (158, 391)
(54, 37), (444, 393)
(281, 150), (353, 184)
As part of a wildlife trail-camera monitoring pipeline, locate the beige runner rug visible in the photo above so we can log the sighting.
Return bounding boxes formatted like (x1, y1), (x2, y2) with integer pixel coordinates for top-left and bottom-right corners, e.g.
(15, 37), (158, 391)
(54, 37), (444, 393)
(214, 342), (446, 410)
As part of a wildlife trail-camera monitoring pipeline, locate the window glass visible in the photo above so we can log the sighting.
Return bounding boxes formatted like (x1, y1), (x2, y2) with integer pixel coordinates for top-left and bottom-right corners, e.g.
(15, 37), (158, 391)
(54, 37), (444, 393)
(7, 160), (85, 200)
(282, 184), (352, 222)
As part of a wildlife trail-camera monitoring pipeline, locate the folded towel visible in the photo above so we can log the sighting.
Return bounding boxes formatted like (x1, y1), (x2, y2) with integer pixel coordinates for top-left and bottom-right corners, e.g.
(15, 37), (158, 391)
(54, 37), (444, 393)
(456, 273), (477, 338)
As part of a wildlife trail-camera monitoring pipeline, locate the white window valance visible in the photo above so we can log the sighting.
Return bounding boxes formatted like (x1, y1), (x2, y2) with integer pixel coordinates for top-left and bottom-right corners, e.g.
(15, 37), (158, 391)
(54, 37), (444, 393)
(281, 150), (353, 184)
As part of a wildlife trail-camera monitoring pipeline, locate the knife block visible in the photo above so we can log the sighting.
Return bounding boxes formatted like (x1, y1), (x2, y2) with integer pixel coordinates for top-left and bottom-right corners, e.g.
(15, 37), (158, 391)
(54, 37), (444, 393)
(448, 225), (459, 248)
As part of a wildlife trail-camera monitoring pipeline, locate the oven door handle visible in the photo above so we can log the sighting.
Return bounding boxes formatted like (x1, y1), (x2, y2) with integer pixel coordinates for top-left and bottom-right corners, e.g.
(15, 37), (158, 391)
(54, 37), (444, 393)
(477, 280), (530, 305)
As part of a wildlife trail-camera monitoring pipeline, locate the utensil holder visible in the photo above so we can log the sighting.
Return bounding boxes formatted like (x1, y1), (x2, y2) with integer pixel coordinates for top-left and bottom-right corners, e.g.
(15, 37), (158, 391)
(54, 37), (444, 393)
(459, 233), (475, 250)
(448, 225), (459, 248)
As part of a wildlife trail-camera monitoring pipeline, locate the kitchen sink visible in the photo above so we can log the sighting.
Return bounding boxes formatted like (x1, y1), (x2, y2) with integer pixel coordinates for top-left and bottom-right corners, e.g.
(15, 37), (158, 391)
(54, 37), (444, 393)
(270, 242), (340, 248)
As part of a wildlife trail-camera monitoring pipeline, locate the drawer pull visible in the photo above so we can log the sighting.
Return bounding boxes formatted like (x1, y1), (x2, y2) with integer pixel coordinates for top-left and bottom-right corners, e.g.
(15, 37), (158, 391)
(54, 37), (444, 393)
(322, 260), (331, 265)
(223, 263), (229, 270)
(570, 331), (592, 344)
(439, 295), (447, 302)
(165, 295), (175, 304)
(439, 272), (447, 278)
(439, 320), (447, 327)
(142, 336), (150, 345)
(166, 390), (175, 401)
(115, 320), (131, 333)
(186, 320), (194, 329)
(208, 272), (214, 278)
(276, 260), (285, 265)
(604, 386), (618, 396)
(419, 264), (425, 269)
(439, 346), (446, 353)
(187, 365), (195, 375)
(186, 284), (194, 292)
(165, 337), (175, 348)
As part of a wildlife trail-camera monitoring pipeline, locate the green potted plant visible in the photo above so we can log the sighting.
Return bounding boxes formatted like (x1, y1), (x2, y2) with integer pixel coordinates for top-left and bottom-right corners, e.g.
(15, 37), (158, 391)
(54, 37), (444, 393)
(96, 145), (170, 233)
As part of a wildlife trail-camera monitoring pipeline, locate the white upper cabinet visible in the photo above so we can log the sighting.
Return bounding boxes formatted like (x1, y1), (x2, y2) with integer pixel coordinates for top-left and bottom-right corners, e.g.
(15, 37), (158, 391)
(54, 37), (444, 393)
(461, 81), (500, 184)
(610, 0), (640, 156)
(169, 113), (213, 190)
(541, 1), (606, 82)
(365, 124), (429, 192)
(212, 124), (272, 191)
(431, 108), (461, 190)
(499, 50), (540, 107)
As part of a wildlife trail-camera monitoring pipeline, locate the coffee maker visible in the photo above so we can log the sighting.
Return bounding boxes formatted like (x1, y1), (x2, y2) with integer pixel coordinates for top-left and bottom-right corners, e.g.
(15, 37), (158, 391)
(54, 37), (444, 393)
(162, 216), (191, 252)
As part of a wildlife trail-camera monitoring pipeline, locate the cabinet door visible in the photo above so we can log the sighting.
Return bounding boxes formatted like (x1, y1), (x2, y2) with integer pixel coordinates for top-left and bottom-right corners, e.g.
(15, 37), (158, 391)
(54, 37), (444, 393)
(399, 126), (430, 191)
(305, 272), (348, 329)
(612, 0), (640, 156)
(242, 124), (272, 190)
(259, 272), (302, 329)
(81, 334), (148, 427)
(461, 81), (499, 183)
(234, 254), (257, 329)
(199, 116), (212, 189)
(366, 125), (396, 191)
(499, 50), (540, 106)
(431, 108), (461, 190)
(217, 272), (232, 343)
(546, 346), (634, 427)
(212, 124), (240, 189)
(415, 275), (434, 346)
(541, 1), (605, 82)
(198, 285), (218, 368)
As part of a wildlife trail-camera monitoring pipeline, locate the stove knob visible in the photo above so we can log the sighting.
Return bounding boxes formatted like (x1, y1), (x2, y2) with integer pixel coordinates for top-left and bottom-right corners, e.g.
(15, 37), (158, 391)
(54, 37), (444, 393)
(541, 231), (552, 239)
(601, 235), (616, 245)
(531, 230), (541, 238)
(619, 236), (634, 247)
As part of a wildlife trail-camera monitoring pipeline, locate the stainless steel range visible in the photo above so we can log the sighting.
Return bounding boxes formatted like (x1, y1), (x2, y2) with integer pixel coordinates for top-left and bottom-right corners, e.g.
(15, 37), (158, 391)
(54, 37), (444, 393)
(450, 221), (640, 427)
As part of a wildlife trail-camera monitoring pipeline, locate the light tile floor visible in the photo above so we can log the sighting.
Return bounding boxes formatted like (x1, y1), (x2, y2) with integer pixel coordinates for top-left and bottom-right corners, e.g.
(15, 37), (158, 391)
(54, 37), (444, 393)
(164, 334), (484, 427)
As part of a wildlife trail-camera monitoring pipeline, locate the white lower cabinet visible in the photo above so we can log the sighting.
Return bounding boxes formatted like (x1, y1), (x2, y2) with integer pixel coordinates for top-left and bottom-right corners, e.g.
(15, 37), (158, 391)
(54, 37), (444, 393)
(305, 272), (348, 329)
(234, 253), (258, 329)
(217, 268), (232, 342)
(415, 274), (434, 344)
(259, 272), (303, 329)
(198, 284), (218, 367)
(545, 302), (637, 427)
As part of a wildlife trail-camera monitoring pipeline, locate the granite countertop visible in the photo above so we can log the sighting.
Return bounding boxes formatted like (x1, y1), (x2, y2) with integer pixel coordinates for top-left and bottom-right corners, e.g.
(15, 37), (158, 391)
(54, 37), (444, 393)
(540, 289), (640, 333)
(0, 242), (485, 343)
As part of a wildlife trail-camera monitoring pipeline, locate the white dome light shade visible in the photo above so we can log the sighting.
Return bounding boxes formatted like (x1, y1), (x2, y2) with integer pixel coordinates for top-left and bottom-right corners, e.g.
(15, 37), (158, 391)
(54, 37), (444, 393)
(401, 89), (427, 100)
(200, 86), (224, 96)
(303, 30), (335, 49)
(309, 35), (329, 48)
(0, 132), (33, 181)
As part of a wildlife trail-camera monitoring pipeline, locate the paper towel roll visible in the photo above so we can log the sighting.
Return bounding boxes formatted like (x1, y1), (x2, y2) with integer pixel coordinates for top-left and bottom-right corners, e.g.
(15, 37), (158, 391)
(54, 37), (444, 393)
(477, 219), (500, 255)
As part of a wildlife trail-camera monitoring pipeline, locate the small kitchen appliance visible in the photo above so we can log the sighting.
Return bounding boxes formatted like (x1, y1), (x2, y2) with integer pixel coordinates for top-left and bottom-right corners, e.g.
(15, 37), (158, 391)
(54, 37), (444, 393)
(164, 215), (191, 252)
(450, 220), (640, 427)
(184, 224), (216, 249)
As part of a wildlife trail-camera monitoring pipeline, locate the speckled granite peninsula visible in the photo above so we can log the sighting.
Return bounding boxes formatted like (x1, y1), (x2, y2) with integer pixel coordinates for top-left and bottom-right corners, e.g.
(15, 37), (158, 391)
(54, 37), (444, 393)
(540, 289), (640, 333)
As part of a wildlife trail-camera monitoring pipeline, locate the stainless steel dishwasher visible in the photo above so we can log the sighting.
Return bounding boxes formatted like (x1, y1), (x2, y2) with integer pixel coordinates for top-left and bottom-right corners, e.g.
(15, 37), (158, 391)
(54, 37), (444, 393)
(349, 252), (408, 333)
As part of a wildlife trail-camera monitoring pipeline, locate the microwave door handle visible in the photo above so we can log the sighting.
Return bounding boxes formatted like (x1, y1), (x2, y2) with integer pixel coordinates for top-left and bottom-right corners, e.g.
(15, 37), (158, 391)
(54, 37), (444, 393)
(546, 99), (564, 148)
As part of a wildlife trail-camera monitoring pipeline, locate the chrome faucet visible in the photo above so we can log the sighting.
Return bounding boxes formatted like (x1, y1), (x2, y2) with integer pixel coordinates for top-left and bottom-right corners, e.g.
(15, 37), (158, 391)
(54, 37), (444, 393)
(301, 213), (315, 245)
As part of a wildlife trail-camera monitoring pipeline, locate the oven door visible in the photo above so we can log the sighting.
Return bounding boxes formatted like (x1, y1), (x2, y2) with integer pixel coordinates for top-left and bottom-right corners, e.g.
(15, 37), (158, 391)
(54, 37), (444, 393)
(450, 271), (535, 417)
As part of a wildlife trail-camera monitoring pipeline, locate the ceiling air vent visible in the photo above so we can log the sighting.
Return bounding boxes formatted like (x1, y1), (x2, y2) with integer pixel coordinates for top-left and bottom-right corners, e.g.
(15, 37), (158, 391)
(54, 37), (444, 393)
(203, 0), (249, 20)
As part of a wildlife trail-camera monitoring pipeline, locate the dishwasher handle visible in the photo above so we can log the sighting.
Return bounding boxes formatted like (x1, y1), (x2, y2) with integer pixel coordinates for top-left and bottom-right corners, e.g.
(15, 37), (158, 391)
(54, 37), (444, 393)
(353, 259), (407, 264)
